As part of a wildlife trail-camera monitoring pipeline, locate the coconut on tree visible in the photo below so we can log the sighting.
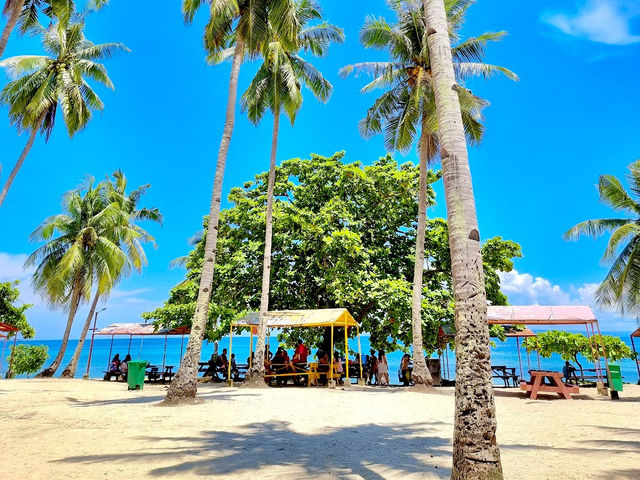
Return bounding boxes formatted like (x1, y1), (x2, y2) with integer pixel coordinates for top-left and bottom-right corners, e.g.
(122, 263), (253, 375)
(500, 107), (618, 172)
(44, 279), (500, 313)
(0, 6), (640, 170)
(60, 170), (161, 378)
(165, 0), (300, 403)
(0, 15), (128, 207)
(239, 0), (343, 386)
(342, 0), (516, 387)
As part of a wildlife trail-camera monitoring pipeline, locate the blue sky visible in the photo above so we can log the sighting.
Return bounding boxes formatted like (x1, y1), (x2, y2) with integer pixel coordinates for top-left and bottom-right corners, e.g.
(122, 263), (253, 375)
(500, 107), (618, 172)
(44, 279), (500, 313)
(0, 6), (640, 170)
(1, 0), (639, 338)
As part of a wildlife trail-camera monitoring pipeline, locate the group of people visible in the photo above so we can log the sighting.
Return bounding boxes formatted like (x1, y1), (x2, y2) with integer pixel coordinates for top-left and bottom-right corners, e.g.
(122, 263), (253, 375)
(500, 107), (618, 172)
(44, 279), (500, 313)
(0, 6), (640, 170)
(105, 353), (132, 380)
(364, 350), (413, 386)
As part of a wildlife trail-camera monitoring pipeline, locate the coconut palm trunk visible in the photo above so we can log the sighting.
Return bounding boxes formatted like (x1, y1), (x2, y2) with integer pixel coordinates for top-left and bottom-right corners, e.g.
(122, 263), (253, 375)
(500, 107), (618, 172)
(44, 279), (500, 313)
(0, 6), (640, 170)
(165, 37), (245, 403)
(38, 275), (83, 377)
(0, 115), (41, 207)
(0, 0), (24, 58)
(61, 291), (100, 378)
(410, 120), (434, 387)
(423, 1), (503, 478)
(245, 109), (280, 387)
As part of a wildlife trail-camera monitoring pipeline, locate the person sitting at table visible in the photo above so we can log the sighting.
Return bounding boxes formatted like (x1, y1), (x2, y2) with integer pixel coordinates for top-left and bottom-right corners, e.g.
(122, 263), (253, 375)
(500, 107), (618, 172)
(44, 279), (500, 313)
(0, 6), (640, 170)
(230, 353), (239, 379)
(292, 339), (309, 369)
(400, 353), (412, 386)
(333, 351), (344, 385)
(216, 348), (229, 378)
(562, 361), (576, 383)
(204, 353), (221, 381)
(110, 354), (121, 372)
(120, 354), (131, 380)
(316, 350), (330, 385)
(377, 350), (389, 386)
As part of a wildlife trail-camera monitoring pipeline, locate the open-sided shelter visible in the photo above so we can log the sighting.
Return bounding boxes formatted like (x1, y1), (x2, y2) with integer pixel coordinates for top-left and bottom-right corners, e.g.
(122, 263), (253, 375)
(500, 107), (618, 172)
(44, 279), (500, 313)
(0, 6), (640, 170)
(232, 308), (363, 385)
(0, 322), (19, 376)
(487, 305), (609, 384)
(89, 323), (190, 376)
(631, 327), (640, 378)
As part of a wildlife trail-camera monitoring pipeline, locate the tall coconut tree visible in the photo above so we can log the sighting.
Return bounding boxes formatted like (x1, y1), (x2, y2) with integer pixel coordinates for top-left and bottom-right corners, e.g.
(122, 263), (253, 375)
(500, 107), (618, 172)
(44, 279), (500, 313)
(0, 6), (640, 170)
(165, 0), (299, 403)
(28, 179), (132, 377)
(422, 0), (506, 477)
(240, 0), (343, 386)
(0, 17), (128, 207)
(342, 0), (516, 387)
(60, 170), (161, 378)
(565, 160), (640, 313)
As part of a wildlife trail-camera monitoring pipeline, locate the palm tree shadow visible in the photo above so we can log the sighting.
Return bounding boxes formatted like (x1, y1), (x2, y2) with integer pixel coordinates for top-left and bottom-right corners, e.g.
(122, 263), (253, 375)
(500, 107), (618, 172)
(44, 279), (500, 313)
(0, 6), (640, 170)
(55, 421), (452, 478)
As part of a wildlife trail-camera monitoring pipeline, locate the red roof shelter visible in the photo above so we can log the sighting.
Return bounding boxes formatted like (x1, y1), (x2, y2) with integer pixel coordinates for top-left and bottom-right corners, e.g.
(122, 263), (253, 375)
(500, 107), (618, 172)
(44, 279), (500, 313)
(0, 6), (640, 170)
(0, 322), (19, 377)
(631, 327), (640, 379)
(487, 306), (608, 384)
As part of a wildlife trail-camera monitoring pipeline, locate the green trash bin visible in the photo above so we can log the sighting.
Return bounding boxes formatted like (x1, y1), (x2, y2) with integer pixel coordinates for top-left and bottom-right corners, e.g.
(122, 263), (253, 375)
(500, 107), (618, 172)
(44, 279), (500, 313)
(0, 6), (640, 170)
(127, 361), (147, 391)
(608, 364), (623, 394)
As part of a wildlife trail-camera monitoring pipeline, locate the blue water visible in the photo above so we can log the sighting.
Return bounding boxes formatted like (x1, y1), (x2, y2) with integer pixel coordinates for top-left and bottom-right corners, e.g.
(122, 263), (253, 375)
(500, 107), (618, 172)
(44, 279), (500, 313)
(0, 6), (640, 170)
(2, 332), (638, 385)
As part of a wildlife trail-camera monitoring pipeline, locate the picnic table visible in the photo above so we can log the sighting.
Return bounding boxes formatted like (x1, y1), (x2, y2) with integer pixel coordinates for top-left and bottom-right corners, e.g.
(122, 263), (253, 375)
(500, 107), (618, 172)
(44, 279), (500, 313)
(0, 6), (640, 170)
(520, 370), (579, 400)
(492, 365), (519, 387)
(146, 365), (176, 384)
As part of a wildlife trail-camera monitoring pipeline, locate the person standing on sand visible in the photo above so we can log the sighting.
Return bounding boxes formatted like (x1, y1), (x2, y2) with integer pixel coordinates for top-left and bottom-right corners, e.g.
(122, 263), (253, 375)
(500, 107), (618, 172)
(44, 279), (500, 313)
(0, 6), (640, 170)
(377, 350), (389, 385)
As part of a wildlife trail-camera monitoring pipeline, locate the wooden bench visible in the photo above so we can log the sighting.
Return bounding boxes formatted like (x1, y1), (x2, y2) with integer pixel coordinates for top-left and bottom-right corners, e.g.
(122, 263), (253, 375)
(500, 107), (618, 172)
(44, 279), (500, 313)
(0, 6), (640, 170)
(103, 370), (124, 382)
(492, 365), (519, 387)
(520, 370), (579, 400)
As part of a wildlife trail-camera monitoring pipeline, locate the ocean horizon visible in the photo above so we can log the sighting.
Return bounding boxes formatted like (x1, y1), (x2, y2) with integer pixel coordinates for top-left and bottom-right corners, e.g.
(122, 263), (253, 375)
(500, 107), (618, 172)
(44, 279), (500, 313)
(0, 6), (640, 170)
(2, 331), (638, 385)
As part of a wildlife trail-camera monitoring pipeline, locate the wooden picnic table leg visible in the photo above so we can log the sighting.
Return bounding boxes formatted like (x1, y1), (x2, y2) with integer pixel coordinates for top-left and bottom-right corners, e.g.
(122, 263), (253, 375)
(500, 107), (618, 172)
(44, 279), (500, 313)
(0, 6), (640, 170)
(551, 375), (573, 400)
(529, 374), (543, 400)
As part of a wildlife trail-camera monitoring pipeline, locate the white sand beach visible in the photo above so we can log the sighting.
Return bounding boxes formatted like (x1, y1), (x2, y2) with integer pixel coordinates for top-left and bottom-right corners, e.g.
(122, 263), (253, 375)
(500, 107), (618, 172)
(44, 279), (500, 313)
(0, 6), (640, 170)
(0, 380), (638, 480)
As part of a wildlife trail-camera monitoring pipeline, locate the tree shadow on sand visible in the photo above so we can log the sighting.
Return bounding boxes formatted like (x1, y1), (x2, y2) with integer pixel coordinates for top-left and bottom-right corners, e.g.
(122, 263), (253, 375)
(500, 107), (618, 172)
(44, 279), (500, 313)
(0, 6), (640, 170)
(55, 421), (453, 479)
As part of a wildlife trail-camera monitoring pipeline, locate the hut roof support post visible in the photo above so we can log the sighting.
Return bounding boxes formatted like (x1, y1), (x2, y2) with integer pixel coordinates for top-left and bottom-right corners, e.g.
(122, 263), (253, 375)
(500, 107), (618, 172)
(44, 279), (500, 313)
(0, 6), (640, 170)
(107, 334), (114, 370)
(584, 323), (599, 381)
(356, 326), (363, 381)
(330, 325), (334, 387)
(593, 320), (609, 382)
(128, 335), (132, 355)
(84, 313), (99, 379)
(536, 350), (541, 370)
(139, 336), (144, 360)
(526, 349), (531, 372)
(516, 336), (523, 379)
(249, 329), (254, 369)
(344, 321), (350, 386)
(162, 334), (168, 371)
(180, 334), (185, 364)
(631, 334), (640, 378)
(228, 324), (233, 383)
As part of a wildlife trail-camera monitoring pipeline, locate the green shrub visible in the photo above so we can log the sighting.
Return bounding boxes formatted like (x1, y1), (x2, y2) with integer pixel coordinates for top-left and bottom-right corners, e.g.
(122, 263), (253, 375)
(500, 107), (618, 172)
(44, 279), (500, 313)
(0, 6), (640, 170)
(6, 345), (49, 378)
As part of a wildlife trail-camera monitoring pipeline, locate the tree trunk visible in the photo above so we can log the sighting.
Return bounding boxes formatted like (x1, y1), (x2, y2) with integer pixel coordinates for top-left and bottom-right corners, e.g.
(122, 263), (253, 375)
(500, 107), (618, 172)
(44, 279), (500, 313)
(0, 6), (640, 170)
(244, 110), (280, 388)
(164, 37), (245, 403)
(61, 291), (100, 378)
(37, 275), (83, 378)
(0, 0), (24, 59)
(0, 116), (40, 208)
(423, 1), (503, 478)
(410, 121), (434, 387)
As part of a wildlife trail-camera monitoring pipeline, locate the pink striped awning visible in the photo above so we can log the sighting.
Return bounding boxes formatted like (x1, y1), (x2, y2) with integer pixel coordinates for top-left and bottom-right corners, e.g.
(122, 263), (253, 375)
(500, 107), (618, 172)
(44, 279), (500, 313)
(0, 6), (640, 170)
(95, 323), (190, 336)
(487, 306), (597, 325)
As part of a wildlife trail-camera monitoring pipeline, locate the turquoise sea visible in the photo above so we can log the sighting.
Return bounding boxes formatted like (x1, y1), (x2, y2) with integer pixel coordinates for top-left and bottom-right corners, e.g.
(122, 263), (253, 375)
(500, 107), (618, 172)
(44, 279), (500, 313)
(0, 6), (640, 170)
(2, 331), (638, 385)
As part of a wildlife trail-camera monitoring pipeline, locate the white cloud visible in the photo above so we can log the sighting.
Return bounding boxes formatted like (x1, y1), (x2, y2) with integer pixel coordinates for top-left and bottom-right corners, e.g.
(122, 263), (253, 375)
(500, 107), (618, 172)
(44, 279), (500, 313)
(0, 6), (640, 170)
(498, 269), (638, 331)
(0, 252), (33, 282)
(543, 0), (640, 45)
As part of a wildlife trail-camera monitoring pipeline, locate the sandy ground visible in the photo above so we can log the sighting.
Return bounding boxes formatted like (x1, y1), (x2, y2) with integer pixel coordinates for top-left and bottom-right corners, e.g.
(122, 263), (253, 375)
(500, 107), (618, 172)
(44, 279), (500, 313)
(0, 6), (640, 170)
(0, 380), (638, 480)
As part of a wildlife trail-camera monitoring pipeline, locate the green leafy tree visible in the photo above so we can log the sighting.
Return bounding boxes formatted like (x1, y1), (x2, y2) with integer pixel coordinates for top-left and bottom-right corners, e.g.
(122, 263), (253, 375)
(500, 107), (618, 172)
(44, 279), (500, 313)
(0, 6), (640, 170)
(522, 330), (637, 371)
(6, 344), (48, 377)
(0, 16), (128, 207)
(239, 0), (343, 386)
(166, 0), (300, 402)
(0, 280), (33, 338)
(144, 153), (521, 357)
(341, 0), (516, 386)
(565, 160), (640, 314)
(60, 170), (161, 378)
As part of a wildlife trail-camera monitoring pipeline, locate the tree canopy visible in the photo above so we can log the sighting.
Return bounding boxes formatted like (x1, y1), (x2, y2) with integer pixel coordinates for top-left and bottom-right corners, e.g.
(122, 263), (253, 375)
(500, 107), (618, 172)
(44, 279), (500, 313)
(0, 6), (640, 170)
(144, 152), (521, 352)
(0, 280), (33, 338)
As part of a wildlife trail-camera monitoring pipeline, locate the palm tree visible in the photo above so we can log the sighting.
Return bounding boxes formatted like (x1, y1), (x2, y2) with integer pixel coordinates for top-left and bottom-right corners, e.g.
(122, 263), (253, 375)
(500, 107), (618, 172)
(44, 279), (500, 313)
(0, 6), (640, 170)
(342, 0), (516, 387)
(0, 17), (128, 207)
(565, 160), (640, 313)
(240, 0), (343, 386)
(60, 170), (161, 378)
(421, 0), (505, 477)
(28, 179), (132, 377)
(165, 0), (300, 403)
(0, 0), (86, 59)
